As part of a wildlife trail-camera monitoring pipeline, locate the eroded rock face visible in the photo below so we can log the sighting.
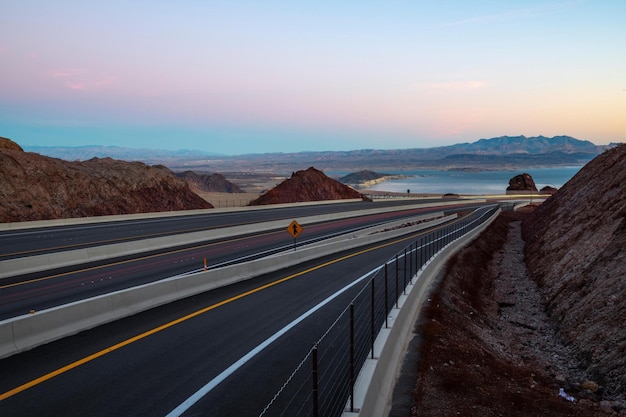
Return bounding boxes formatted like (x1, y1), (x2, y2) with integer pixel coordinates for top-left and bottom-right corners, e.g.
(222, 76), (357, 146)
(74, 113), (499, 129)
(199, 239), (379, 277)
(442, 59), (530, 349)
(176, 171), (244, 193)
(540, 185), (558, 194)
(0, 137), (23, 151)
(248, 167), (369, 205)
(523, 144), (626, 398)
(0, 143), (213, 222)
(506, 173), (538, 192)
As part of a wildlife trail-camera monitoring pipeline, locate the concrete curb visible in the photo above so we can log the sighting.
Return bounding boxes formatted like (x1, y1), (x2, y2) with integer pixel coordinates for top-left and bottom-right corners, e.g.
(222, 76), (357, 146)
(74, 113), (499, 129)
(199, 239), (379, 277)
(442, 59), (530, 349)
(0, 214), (456, 359)
(1, 200), (483, 279)
(343, 208), (501, 417)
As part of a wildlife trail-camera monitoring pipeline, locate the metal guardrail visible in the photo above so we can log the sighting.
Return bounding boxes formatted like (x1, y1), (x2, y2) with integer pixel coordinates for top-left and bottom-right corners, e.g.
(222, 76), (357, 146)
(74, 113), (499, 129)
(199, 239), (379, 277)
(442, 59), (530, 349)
(258, 205), (500, 417)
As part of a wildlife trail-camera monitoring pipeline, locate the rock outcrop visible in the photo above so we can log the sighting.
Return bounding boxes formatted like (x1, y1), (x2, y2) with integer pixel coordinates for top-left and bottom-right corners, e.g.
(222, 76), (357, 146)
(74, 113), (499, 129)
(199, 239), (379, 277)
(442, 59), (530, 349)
(506, 173), (538, 193)
(540, 185), (558, 194)
(248, 167), (370, 206)
(0, 140), (213, 222)
(176, 171), (244, 193)
(0, 137), (23, 151)
(523, 144), (626, 398)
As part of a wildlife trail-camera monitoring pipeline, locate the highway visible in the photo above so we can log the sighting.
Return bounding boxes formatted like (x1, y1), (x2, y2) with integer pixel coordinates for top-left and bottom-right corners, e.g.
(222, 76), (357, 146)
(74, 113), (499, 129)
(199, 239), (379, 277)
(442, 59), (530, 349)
(0, 200), (484, 320)
(0, 200), (437, 261)
(0, 201), (498, 416)
(0, 214), (471, 417)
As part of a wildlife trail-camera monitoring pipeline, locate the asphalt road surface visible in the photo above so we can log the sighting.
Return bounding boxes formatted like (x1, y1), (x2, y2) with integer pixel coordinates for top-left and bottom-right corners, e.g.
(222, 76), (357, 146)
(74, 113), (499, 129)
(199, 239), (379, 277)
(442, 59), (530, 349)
(0, 226), (437, 416)
(0, 201), (484, 320)
(0, 200), (442, 261)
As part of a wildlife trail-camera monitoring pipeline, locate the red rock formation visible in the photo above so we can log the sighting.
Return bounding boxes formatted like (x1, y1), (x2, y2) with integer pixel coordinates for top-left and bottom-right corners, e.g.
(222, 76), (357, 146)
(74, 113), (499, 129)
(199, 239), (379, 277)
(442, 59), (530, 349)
(506, 173), (538, 192)
(0, 137), (23, 151)
(0, 140), (213, 222)
(248, 167), (370, 206)
(176, 171), (244, 193)
(540, 185), (558, 194)
(523, 144), (626, 397)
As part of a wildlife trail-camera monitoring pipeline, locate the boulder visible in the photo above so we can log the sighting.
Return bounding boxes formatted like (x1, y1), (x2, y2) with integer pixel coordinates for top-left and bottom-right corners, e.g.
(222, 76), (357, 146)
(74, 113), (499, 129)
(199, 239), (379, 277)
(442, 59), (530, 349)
(540, 185), (558, 194)
(506, 173), (537, 193)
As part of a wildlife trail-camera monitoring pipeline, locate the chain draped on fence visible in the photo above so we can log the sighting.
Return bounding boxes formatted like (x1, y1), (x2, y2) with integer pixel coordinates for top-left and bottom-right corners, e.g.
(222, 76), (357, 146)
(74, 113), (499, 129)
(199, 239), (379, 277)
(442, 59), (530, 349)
(259, 205), (500, 417)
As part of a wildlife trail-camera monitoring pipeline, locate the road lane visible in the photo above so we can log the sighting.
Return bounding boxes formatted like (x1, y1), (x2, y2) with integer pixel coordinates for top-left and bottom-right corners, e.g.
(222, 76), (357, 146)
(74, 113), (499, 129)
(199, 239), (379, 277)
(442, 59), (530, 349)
(0, 229), (424, 416)
(1, 200), (427, 260)
(0, 205), (476, 320)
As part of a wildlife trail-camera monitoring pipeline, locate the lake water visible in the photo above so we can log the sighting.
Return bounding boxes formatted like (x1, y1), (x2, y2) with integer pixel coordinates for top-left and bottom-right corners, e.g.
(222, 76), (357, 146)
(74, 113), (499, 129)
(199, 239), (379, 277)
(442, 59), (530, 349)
(365, 166), (582, 195)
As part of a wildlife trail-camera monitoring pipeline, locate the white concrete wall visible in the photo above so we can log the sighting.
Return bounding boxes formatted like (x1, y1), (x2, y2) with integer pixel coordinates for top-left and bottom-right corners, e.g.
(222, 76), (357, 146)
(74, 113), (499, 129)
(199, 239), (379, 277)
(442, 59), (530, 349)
(0, 214), (456, 359)
(1, 199), (483, 279)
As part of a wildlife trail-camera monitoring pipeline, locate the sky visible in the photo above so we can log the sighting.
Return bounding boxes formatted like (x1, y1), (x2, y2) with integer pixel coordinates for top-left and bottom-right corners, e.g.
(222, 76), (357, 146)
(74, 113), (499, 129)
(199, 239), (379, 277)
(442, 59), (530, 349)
(1, 0), (625, 155)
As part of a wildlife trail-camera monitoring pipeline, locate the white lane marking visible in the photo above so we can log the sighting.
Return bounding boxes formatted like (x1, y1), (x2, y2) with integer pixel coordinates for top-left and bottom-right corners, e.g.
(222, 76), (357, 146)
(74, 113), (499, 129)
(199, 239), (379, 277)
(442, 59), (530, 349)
(165, 264), (383, 417)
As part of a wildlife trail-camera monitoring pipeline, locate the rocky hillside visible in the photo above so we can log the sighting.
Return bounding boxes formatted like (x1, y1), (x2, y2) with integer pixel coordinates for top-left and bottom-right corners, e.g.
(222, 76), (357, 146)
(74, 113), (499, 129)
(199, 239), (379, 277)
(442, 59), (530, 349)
(0, 136), (23, 151)
(248, 167), (369, 206)
(523, 144), (626, 399)
(176, 171), (244, 193)
(0, 138), (213, 222)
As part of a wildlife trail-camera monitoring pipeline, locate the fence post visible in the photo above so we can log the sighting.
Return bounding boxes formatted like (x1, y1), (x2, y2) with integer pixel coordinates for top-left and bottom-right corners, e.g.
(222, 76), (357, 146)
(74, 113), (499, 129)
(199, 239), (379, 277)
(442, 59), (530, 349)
(384, 263), (388, 328)
(419, 237), (423, 268)
(371, 278), (375, 359)
(349, 303), (355, 412)
(409, 243), (414, 284)
(312, 346), (319, 417)
(395, 255), (399, 308)
(403, 248), (407, 295)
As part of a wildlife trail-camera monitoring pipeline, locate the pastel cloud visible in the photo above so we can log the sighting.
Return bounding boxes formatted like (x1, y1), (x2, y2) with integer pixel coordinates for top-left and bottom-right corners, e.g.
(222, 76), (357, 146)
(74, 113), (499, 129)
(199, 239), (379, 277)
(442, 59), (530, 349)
(414, 80), (487, 92)
(48, 68), (117, 91)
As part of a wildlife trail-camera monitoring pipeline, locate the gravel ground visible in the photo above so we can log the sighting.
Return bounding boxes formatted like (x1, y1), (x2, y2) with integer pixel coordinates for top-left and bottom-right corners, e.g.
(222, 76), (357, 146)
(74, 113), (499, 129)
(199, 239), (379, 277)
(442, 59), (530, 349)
(392, 210), (622, 416)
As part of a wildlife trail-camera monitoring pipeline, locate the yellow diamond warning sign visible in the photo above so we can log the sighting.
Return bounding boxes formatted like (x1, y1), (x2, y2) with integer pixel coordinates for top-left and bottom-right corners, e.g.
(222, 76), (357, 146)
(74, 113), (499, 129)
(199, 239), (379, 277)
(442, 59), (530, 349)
(286, 220), (303, 239)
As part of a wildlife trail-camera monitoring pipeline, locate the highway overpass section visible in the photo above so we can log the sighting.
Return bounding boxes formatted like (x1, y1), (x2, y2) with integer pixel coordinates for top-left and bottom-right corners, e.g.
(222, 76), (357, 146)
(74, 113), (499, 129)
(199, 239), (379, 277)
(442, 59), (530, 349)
(0, 198), (486, 278)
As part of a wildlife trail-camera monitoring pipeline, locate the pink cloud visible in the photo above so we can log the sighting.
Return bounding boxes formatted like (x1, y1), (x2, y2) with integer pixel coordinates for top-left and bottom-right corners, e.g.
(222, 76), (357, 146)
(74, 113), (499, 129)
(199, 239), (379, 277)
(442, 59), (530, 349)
(415, 80), (487, 91)
(66, 82), (86, 90)
(48, 68), (118, 91)
(49, 68), (86, 78)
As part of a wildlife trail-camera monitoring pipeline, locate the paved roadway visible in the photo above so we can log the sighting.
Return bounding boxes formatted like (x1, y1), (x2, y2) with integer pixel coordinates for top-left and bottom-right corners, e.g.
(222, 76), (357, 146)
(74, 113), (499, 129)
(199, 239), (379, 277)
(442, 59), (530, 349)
(0, 200), (437, 261)
(0, 221), (446, 417)
(0, 201), (484, 320)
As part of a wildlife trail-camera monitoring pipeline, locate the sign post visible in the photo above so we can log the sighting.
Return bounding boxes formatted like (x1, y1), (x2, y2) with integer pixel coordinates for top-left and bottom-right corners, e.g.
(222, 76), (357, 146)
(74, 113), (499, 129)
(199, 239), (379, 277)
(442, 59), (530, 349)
(286, 220), (303, 251)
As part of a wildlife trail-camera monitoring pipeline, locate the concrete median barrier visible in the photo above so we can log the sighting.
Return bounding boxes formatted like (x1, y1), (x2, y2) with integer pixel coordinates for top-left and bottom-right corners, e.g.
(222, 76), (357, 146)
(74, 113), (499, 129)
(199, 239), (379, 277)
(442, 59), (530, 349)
(0, 213), (456, 359)
(11, 295), (117, 354)
(0, 199), (484, 280)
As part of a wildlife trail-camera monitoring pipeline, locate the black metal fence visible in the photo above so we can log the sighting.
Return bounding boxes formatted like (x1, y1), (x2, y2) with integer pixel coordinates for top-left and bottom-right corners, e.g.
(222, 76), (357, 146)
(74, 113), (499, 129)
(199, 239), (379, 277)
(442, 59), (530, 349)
(258, 205), (500, 417)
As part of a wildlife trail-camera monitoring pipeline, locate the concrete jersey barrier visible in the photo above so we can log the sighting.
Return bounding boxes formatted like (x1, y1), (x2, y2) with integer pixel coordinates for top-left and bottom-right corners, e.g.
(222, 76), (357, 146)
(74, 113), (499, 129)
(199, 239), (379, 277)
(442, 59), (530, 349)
(0, 199), (484, 279)
(0, 213), (455, 359)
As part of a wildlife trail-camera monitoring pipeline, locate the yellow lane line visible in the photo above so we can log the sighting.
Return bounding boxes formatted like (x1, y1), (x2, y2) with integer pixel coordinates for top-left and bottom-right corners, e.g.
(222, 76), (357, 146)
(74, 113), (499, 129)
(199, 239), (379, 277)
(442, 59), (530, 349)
(0, 231), (421, 402)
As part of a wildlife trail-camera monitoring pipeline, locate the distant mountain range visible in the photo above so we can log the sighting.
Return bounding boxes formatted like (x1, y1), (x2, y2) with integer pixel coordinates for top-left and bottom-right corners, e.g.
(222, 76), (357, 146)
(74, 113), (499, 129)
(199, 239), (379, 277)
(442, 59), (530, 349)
(24, 135), (618, 173)
(24, 145), (226, 162)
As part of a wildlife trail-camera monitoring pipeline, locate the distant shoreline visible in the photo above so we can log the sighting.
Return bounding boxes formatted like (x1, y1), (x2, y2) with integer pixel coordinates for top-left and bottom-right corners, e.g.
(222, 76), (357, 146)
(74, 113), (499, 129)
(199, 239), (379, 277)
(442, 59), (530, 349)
(355, 174), (409, 188)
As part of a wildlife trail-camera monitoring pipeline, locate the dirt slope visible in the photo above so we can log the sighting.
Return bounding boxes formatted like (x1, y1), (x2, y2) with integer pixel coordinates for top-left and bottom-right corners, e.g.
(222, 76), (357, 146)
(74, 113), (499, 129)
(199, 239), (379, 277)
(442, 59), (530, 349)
(248, 167), (369, 205)
(523, 144), (626, 398)
(409, 211), (612, 416)
(0, 138), (213, 222)
(408, 145), (625, 416)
